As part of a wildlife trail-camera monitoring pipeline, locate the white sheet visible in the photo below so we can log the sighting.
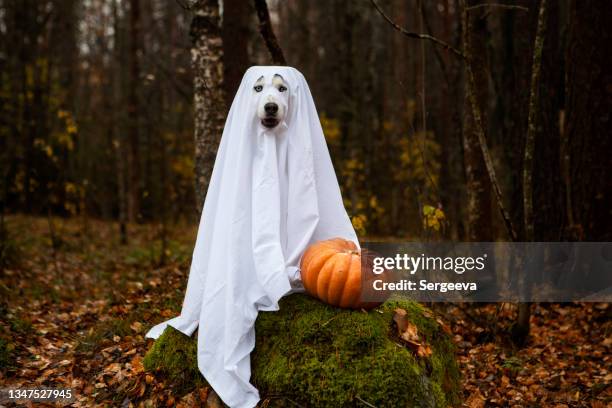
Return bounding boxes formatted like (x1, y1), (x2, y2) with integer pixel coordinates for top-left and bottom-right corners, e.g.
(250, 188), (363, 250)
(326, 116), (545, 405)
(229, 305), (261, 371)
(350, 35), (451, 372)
(145, 66), (358, 408)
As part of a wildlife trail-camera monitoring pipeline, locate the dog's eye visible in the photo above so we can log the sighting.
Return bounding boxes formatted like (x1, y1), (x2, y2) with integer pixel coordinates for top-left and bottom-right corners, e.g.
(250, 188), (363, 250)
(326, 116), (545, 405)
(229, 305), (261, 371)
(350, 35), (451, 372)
(254, 85), (263, 92)
(278, 85), (287, 92)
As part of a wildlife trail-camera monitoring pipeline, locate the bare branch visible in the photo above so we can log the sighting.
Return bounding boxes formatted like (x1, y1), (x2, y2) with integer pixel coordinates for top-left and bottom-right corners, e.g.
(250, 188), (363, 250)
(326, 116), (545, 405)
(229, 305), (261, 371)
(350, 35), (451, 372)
(254, 0), (287, 65)
(355, 396), (378, 408)
(370, 0), (465, 59)
(419, 3), (451, 87)
(467, 4), (529, 12)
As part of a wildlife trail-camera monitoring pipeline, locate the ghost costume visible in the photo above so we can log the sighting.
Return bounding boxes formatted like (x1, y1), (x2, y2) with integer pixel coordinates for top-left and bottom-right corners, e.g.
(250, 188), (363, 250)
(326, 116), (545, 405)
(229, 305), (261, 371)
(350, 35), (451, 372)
(145, 66), (358, 408)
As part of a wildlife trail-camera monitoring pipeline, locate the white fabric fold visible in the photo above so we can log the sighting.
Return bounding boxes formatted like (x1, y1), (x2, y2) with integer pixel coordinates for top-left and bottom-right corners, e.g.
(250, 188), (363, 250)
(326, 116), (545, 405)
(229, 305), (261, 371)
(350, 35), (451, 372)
(145, 66), (358, 408)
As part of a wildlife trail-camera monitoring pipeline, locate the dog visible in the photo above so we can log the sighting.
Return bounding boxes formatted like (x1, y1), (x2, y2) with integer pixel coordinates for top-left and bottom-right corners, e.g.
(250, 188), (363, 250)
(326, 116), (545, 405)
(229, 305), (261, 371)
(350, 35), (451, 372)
(253, 74), (289, 128)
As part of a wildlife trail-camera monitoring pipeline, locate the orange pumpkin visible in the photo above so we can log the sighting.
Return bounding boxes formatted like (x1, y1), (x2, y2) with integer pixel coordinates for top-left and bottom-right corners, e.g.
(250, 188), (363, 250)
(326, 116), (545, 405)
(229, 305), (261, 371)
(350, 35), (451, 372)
(300, 238), (385, 309)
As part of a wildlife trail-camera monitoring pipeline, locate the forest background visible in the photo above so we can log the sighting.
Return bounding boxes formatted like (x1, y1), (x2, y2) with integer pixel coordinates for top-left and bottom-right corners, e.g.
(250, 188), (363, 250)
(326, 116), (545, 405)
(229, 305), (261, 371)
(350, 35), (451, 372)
(0, 1), (610, 406)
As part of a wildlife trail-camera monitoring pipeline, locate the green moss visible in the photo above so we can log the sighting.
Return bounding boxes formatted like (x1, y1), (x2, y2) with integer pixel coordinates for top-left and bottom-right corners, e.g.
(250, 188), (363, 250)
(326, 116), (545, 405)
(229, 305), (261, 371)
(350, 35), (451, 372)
(143, 326), (208, 395)
(144, 294), (461, 407)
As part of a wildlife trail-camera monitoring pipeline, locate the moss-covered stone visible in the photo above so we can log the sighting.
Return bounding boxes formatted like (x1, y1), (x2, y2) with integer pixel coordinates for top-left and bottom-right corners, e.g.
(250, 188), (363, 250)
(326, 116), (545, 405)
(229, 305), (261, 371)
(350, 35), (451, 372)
(144, 294), (461, 407)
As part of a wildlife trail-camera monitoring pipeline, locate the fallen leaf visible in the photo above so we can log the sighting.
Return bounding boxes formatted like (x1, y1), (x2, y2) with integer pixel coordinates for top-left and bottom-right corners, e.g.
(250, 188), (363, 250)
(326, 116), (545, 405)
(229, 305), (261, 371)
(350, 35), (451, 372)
(436, 317), (452, 335)
(501, 375), (510, 387)
(177, 392), (197, 408)
(417, 344), (432, 358)
(198, 386), (210, 403)
(465, 389), (485, 408)
(138, 382), (146, 397)
(130, 321), (143, 333)
(130, 356), (144, 374)
(393, 308), (419, 342)
(393, 308), (409, 333)
(393, 308), (432, 358)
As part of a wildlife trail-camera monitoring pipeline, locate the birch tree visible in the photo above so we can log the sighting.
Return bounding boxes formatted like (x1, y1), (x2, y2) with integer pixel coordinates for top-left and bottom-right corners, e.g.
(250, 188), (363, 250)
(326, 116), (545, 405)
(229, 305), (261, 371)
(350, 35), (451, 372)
(190, 0), (225, 211)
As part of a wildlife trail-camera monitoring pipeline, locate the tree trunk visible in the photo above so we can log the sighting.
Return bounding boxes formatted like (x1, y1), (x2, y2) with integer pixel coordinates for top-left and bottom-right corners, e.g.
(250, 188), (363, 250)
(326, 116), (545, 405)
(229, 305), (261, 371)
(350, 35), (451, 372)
(565, 0), (612, 241)
(523, 0), (548, 243)
(221, 0), (250, 107)
(113, 0), (128, 244)
(127, 0), (142, 222)
(254, 0), (287, 65)
(514, 0), (549, 346)
(496, 0), (534, 239)
(462, 1), (492, 242)
(191, 0), (225, 212)
(533, 0), (564, 241)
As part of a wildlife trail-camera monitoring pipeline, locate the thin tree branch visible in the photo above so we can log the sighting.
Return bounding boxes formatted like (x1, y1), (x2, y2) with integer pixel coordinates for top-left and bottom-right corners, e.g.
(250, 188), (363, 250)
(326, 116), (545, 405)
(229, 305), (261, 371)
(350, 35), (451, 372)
(355, 396), (378, 408)
(419, 1), (451, 87)
(523, 0), (548, 241)
(254, 0), (287, 65)
(467, 4), (529, 12)
(370, 0), (465, 59)
(461, 0), (518, 241)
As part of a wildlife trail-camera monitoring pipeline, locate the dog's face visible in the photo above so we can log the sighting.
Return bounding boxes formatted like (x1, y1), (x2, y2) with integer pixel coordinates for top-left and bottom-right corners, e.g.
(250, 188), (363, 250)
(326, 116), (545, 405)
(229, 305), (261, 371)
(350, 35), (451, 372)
(253, 74), (289, 128)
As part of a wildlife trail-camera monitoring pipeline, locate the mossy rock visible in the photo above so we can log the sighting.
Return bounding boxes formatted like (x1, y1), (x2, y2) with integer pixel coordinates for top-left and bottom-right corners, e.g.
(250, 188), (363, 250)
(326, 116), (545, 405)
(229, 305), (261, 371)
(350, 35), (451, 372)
(144, 294), (461, 407)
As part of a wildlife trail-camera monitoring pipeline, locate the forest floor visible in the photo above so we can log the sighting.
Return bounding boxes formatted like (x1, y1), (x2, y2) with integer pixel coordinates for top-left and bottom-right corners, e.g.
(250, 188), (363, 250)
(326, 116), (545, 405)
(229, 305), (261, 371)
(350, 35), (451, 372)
(0, 215), (610, 407)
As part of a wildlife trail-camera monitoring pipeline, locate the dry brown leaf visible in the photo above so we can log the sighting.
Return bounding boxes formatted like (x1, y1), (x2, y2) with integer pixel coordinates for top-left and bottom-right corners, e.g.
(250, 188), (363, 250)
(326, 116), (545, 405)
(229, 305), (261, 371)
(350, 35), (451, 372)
(465, 389), (486, 408)
(130, 355), (144, 374)
(393, 308), (409, 333)
(393, 308), (434, 358)
(393, 308), (419, 342)
(130, 321), (143, 333)
(417, 344), (432, 358)
(400, 322), (420, 343)
(138, 382), (146, 397)
(177, 392), (198, 408)
(436, 317), (452, 335)
(501, 375), (510, 387)
(105, 362), (122, 373)
(198, 386), (210, 403)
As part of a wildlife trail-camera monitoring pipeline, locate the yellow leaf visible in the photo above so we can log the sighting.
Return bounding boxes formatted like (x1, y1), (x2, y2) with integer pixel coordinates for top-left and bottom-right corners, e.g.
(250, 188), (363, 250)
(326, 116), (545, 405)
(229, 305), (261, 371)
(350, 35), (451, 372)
(423, 205), (435, 216)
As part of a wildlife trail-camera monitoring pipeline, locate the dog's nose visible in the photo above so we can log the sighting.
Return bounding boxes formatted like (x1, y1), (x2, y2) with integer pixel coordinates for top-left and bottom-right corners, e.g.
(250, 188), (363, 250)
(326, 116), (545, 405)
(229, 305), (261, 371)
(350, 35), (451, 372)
(264, 103), (278, 115)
